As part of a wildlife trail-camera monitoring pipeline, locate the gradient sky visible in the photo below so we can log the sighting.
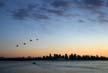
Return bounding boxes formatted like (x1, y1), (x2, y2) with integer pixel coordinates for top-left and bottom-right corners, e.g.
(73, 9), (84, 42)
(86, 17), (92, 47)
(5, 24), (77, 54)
(1, 0), (108, 57)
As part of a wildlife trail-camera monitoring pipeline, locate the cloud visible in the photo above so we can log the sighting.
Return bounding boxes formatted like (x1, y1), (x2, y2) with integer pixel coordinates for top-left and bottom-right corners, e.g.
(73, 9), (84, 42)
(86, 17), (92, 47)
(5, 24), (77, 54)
(10, 0), (108, 23)
(11, 8), (30, 20)
(99, 19), (108, 23)
(30, 13), (49, 20)
(11, 3), (49, 20)
(51, 0), (71, 8)
(11, 0), (69, 20)
(40, 7), (64, 16)
(0, 0), (6, 7)
(11, 0), (80, 20)
(78, 19), (86, 23)
(82, 0), (103, 8)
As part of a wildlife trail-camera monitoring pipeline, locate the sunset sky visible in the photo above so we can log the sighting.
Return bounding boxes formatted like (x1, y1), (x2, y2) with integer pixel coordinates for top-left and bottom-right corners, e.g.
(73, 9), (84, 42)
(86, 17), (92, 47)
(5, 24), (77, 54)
(1, 0), (108, 57)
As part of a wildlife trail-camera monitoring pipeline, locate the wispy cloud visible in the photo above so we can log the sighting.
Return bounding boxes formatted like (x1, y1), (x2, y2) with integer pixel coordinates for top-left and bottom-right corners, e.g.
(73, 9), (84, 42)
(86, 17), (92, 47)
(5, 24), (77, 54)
(9, 0), (108, 23)
(51, 0), (71, 8)
(10, 0), (73, 20)
(82, 0), (103, 8)
(0, 0), (6, 7)
(11, 8), (30, 20)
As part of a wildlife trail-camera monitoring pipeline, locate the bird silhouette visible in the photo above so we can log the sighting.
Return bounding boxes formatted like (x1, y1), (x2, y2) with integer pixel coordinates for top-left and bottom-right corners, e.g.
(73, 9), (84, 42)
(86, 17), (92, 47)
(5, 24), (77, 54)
(36, 38), (39, 40)
(30, 39), (32, 42)
(16, 44), (19, 47)
(23, 43), (26, 45)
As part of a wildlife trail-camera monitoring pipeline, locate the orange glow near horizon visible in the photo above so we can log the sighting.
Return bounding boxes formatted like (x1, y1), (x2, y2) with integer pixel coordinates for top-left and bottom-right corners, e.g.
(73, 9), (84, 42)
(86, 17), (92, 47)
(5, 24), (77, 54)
(0, 48), (108, 57)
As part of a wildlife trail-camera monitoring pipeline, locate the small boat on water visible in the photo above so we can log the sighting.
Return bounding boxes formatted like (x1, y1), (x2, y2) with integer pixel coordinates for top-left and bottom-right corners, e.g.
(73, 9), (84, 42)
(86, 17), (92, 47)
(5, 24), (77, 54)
(32, 62), (36, 64)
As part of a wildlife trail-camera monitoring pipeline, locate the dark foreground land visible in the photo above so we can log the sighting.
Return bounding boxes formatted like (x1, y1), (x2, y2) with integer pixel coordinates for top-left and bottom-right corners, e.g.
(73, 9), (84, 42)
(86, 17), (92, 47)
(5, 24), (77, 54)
(0, 53), (108, 61)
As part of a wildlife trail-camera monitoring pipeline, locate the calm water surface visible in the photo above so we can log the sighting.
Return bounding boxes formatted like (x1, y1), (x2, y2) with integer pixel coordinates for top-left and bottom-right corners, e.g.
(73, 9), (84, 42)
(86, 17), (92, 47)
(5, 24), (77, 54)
(0, 61), (108, 73)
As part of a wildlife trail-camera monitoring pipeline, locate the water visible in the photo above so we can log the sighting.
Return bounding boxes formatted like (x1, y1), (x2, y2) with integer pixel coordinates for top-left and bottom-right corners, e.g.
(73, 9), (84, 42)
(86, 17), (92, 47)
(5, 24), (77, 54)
(0, 61), (108, 73)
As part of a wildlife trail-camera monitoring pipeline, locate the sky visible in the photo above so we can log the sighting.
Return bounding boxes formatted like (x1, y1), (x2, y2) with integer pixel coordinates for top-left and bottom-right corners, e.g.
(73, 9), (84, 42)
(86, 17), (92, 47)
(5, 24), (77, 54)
(1, 0), (108, 57)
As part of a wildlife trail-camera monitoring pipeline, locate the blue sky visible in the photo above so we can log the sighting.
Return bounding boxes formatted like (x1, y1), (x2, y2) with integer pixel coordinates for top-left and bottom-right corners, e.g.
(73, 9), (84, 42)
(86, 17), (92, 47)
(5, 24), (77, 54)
(1, 0), (108, 57)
